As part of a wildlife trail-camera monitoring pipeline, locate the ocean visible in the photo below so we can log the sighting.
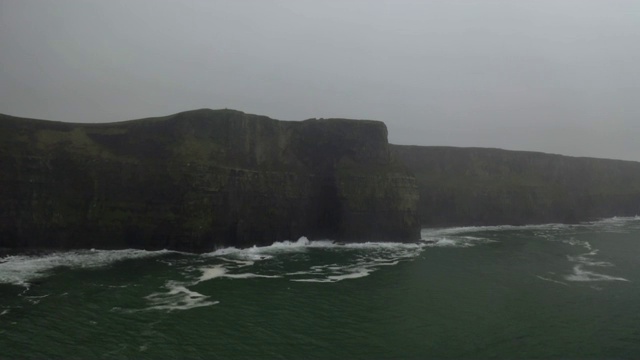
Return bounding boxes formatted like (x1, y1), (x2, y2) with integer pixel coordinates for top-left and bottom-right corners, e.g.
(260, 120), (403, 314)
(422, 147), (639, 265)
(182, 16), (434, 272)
(2, 217), (640, 359)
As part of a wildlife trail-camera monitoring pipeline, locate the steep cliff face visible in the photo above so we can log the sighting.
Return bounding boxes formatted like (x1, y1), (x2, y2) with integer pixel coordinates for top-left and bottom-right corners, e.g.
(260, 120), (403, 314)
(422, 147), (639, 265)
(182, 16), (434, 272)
(391, 145), (640, 226)
(0, 110), (420, 252)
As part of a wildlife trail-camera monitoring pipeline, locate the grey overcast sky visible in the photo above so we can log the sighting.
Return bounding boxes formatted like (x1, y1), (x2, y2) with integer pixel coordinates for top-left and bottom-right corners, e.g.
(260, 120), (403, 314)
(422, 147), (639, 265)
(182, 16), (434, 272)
(1, 1), (639, 161)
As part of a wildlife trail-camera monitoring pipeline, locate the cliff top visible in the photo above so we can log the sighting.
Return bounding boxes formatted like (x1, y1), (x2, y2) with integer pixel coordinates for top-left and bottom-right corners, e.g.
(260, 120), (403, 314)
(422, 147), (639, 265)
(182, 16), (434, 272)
(0, 108), (393, 170)
(0, 108), (386, 128)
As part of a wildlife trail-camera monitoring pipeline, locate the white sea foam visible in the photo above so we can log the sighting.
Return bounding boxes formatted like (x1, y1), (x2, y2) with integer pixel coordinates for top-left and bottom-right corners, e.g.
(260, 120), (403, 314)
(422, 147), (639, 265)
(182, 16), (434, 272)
(567, 252), (613, 267)
(422, 217), (638, 287)
(562, 246), (628, 282)
(198, 265), (227, 282)
(565, 265), (629, 282)
(282, 245), (417, 283)
(203, 237), (321, 258)
(218, 257), (254, 267)
(197, 265), (281, 282)
(290, 278), (334, 283)
(205, 247), (274, 261)
(420, 229), (497, 248)
(197, 237), (429, 283)
(23, 294), (49, 305)
(0, 249), (173, 286)
(327, 269), (371, 281)
(421, 216), (640, 241)
(589, 216), (639, 228)
(561, 238), (593, 251)
(290, 267), (371, 282)
(369, 260), (399, 266)
(203, 237), (425, 258)
(141, 280), (218, 312)
(222, 273), (281, 279)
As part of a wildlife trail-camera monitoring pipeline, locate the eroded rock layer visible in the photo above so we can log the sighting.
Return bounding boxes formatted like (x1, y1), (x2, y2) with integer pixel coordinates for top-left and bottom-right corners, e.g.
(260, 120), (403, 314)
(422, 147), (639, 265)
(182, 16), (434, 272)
(391, 145), (640, 226)
(0, 109), (420, 252)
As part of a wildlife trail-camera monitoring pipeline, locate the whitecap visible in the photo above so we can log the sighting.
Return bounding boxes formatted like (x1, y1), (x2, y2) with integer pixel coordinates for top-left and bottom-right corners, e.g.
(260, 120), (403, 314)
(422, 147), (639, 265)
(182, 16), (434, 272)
(197, 265), (227, 283)
(203, 237), (319, 259)
(140, 280), (218, 312)
(429, 237), (467, 247)
(268, 236), (311, 248)
(422, 235), (495, 248)
(196, 237), (428, 283)
(370, 260), (400, 266)
(290, 278), (334, 283)
(22, 294), (49, 305)
(561, 238), (593, 251)
(196, 265), (281, 283)
(290, 265), (371, 283)
(218, 257), (254, 267)
(567, 253), (613, 267)
(221, 273), (281, 279)
(0, 249), (173, 286)
(327, 269), (371, 281)
(565, 265), (629, 282)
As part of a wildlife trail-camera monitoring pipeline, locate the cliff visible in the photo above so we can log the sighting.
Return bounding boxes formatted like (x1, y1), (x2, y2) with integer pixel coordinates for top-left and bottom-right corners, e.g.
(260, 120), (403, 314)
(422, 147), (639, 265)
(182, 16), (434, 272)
(391, 145), (640, 226)
(0, 109), (420, 252)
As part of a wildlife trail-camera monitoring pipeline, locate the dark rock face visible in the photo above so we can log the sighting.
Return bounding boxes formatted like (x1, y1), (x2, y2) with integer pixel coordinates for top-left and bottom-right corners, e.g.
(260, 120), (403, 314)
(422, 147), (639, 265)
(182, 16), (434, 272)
(391, 145), (640, 226)
(0, 109), (420, 252)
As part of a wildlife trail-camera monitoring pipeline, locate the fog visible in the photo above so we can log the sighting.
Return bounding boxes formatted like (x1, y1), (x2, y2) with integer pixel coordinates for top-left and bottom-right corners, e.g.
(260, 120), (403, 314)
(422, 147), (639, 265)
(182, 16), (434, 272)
(1, 0), (639, 160)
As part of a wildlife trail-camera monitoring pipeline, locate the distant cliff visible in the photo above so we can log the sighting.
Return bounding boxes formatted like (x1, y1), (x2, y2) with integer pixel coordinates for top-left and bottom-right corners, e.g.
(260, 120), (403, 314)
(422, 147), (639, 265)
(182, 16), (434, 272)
(0, 109), (420, 252)
(391, 145), (640, 226)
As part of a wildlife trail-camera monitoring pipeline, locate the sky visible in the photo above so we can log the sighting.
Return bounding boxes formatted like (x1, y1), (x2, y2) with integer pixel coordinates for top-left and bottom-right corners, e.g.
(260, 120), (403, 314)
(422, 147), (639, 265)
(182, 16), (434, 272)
(1, 0), (639, 161)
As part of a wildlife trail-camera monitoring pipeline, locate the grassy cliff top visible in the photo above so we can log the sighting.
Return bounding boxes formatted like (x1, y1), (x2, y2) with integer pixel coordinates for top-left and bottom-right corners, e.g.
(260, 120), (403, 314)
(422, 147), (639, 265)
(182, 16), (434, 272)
(0, 108), (392, 169)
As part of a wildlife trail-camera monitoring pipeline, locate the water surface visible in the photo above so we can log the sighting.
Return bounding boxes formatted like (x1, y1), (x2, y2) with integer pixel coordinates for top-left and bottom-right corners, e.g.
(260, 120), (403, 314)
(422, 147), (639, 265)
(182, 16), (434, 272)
(2, 217), (640, 359)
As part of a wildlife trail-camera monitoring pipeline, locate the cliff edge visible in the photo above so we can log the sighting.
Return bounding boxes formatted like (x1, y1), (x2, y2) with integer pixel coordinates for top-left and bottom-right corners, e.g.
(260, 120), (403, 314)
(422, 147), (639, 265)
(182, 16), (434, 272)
(0, 109), (420, 252)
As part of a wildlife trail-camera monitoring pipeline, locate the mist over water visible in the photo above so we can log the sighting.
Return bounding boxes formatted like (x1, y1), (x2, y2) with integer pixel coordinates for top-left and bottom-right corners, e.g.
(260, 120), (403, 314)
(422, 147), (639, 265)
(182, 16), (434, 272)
(2, 217), (640, 358)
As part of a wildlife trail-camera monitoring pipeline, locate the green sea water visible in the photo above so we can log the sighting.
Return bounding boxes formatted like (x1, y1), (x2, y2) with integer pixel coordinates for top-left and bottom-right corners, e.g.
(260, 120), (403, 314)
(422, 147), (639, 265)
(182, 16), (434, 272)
(2, 217), (640, 359)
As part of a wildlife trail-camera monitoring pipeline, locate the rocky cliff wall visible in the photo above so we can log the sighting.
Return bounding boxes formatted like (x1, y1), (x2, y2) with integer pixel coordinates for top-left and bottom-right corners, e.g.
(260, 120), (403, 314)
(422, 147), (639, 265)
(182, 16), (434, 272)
(391, 145), (640, 226)
(0, 109), (420, 252)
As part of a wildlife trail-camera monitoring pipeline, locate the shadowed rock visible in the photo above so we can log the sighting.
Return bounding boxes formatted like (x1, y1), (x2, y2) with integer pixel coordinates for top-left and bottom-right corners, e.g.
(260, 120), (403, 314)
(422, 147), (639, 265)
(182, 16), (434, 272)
(0, 109), (420, 252)
(391, 145), (640, 226)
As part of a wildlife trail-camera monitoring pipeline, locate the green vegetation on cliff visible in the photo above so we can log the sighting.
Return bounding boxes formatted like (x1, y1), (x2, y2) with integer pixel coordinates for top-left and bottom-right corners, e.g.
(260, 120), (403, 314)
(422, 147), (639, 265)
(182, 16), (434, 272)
(0, 109), (420, 252)
(4, 109), (638, 252)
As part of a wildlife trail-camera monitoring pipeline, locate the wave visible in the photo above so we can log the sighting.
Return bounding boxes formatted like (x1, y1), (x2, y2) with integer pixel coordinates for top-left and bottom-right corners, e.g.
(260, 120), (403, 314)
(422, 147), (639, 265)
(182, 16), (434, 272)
(423, 217), (638, 286)
(565, 265), (629, 282)
(202, 237), (429, 257)
(563, 247), (629, 283)
(197, 265), (281, 282)
(114, 280), (218, 313)
(420, 227), (499, 248)
(118, 237), (432, 312)
(0, 227), (504, 291)
(421, 216), (640, 238)
(4, 216), (635, 289)
(195, 237), (429, 284)
(0, 249), (173, 287)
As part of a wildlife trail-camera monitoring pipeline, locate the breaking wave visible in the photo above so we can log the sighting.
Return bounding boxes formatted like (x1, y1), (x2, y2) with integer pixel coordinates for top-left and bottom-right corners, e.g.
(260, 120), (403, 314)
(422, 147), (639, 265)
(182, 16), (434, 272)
(5, 216), (638, 312)
(199, 237), (426, 284)
(0, 249), (173, 287)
